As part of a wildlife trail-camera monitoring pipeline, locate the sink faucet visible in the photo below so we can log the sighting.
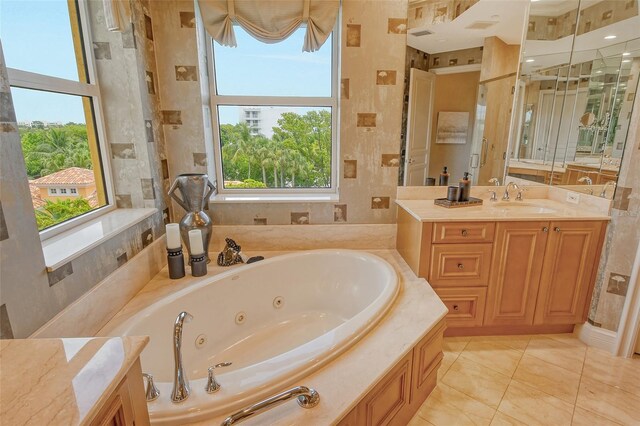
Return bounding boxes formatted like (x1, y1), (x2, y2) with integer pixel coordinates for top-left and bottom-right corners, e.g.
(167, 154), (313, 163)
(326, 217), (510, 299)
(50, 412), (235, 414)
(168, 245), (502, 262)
(488, 177), (501, 186)
(577, 176), (594, 195)
(600, 181), (616, 198)
(172, 311), (193, 403)
(502, 182), (520, 201)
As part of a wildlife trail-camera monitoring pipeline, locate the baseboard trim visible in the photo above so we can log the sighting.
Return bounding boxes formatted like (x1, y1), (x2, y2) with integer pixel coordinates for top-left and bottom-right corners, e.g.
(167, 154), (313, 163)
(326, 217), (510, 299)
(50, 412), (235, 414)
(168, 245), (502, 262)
(575, 322), (617, 353)
(445, 324), (574, 337)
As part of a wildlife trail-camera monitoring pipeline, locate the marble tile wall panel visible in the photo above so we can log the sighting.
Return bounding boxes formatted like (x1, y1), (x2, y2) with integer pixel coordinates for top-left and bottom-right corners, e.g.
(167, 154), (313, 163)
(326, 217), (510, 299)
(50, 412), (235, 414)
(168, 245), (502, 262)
(150, 0), (408, 225)
(0, 1), (169, 338)
(589, 83), (640, 331)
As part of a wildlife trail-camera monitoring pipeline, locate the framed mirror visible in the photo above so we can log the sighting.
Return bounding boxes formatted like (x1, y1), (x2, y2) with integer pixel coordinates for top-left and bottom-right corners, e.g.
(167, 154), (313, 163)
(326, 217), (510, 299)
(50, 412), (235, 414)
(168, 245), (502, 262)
(508, 0), (640, 198)
(399, 0), (529, 186)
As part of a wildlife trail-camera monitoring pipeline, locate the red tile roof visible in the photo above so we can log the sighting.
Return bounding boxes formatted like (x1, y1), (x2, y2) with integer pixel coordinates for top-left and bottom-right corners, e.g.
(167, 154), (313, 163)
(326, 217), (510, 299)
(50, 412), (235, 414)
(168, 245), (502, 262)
(28, 180), (46, 209)
(32, 167), (95, 186)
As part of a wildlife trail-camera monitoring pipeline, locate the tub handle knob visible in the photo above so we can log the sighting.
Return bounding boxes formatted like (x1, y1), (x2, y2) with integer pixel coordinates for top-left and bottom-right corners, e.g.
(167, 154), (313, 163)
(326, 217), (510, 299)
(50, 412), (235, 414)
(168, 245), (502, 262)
(206, 362), (232, 394)
(142, 373), (160, 402)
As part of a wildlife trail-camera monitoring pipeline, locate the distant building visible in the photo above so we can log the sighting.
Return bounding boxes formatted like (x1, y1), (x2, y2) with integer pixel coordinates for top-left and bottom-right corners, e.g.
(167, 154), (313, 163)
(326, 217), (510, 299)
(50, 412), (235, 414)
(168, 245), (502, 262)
(238, 106), (299, 138)
(31, 167), (97, 206)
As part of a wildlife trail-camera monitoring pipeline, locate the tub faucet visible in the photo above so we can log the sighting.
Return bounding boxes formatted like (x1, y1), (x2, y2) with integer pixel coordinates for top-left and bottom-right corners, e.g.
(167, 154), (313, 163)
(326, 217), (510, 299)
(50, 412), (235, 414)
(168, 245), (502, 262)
(171, 311), (193, 403)
(502, 182), (520, 201)
(600, 181), (616, 198)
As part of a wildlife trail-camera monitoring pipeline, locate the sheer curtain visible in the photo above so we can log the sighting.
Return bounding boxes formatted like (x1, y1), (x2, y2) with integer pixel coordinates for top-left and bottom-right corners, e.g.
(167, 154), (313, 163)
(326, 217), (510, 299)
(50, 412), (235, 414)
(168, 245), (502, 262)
(198, 0), (339, 52)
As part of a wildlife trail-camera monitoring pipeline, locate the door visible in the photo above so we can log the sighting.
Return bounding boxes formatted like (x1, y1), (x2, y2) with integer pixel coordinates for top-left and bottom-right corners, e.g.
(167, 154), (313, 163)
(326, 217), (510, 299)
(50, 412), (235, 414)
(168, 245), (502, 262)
(477, 75), (516, 184)
(404, 68), (435, 186)
(484, 221), (549, 326)
(534, 221), (604, 325)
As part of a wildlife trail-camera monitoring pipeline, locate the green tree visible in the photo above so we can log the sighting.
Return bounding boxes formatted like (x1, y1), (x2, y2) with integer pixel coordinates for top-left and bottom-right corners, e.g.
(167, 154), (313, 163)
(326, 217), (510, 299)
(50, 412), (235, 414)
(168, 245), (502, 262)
(218, 110), (332, 189)
(35, 198), (93, 230)
(20, 125), (92, 178)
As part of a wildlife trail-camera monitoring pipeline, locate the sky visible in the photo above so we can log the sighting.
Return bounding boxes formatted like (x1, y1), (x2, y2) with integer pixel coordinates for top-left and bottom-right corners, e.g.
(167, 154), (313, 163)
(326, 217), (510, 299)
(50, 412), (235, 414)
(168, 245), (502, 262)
(1, 0), (333, 126)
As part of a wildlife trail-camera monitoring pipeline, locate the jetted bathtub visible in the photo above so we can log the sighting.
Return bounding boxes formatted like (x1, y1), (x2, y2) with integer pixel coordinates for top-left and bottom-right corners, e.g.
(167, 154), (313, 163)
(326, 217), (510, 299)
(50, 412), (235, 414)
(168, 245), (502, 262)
(101, 249), (400, 424)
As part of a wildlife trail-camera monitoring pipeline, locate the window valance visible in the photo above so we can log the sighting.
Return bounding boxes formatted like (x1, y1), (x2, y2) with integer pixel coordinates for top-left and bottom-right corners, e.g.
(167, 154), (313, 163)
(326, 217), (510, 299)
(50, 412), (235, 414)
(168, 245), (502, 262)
(198, 0), (339, 52)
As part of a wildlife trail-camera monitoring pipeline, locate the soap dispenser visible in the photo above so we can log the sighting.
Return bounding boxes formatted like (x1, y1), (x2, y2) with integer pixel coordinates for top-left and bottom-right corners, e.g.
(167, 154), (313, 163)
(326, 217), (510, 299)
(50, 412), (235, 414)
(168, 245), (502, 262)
(439, 167), (450, 186)
(458, 172), (472, 201)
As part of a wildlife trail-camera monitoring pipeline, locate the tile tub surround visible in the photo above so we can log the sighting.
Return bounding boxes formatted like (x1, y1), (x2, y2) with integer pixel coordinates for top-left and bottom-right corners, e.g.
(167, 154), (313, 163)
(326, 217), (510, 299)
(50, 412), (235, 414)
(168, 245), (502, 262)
(0, 336), (149, 425)
(408, 334), (640, 426)
(209, 223), (397, 251)
(98, 249), (448, 425)
(32, 236), (167, 339)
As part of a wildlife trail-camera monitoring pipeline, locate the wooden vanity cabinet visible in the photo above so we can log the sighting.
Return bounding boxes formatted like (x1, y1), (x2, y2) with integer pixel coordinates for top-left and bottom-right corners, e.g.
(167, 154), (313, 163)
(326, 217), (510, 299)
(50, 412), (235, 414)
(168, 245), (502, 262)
(396, 214), (608, 333)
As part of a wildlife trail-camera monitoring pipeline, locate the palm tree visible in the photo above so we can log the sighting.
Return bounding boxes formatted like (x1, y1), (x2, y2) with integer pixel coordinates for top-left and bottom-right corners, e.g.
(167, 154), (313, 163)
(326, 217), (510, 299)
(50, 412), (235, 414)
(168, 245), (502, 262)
(25, 128), (92, 177)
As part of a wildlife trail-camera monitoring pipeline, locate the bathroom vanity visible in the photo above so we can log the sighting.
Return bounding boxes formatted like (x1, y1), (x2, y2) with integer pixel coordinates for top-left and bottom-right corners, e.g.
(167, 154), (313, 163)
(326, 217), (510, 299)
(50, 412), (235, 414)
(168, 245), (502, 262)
(0, 336), (149, 425)
(396, 197), (609, 335)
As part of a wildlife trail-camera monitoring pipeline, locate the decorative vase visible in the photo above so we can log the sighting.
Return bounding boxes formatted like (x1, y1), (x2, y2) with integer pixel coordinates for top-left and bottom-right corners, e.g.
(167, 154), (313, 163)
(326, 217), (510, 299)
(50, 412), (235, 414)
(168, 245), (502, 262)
(168, 174), (215, 262)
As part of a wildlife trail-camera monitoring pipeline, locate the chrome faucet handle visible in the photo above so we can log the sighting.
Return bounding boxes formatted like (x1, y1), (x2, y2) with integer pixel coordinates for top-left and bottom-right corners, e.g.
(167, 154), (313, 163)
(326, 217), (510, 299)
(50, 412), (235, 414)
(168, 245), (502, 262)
(205, 362), (232, 394)
(488, 190), (498, 202)
(515, 188), (526, 201)
(142, 373), (160, 402)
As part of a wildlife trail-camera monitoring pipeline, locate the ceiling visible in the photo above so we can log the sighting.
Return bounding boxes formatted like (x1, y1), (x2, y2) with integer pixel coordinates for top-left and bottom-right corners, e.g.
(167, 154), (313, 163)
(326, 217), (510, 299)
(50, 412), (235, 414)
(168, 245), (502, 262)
(521, 15), (640, 75)
(407, 0), (530, 54)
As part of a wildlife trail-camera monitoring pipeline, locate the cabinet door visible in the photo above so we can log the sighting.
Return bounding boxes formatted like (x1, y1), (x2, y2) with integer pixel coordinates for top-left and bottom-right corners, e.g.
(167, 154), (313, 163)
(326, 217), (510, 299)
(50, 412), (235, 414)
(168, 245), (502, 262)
(484, 222), (549, 326)
(534, 221), (605, 325)
(356, 352), (413, 426)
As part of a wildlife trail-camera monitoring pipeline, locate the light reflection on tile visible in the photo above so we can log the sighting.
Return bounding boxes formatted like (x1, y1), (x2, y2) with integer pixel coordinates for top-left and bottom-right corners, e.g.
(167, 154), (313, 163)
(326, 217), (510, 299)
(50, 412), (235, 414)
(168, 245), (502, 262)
(498, 380), (573, 426)
(418, 333), (638, 426)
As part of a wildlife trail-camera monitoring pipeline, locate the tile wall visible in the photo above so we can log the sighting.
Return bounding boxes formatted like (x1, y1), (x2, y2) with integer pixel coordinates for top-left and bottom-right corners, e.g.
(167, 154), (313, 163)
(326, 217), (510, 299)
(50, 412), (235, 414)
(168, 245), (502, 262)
(150, 0), (408, 226)
(0, 0), (169, 338)
(589, 86), (640, 331)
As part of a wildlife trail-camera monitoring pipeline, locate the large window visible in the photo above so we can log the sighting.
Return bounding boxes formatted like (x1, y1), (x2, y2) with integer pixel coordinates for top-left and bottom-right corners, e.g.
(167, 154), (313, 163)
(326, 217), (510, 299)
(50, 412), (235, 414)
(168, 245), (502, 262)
(2, 0), (112, 234)
(208, 26), (338, 193)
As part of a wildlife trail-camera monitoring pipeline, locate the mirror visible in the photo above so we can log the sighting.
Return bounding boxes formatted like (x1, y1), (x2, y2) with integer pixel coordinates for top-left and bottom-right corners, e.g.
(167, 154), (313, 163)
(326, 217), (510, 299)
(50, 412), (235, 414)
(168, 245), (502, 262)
(400, 0), (529, 186)
(508, 0), (640, 198)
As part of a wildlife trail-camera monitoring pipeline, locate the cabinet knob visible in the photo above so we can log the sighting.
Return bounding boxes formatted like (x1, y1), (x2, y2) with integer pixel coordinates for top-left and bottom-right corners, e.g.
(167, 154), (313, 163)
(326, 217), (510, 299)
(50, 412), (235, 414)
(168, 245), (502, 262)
(542, 226), (548, 232)
(554, 227), (561, 233)
(452, 304), (460, 311)
(457, 263), (464, 270)
(461, 229), (468, 237)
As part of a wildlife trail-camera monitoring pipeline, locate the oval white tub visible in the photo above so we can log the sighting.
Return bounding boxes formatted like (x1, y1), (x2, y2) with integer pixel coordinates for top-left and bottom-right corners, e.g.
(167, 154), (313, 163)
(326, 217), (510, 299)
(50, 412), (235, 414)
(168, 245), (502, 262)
(101, 249), (399, 424)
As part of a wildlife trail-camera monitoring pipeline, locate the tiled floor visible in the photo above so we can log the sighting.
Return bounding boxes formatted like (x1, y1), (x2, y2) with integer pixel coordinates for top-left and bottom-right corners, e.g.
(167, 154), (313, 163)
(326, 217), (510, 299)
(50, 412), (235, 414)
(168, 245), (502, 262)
(408, 334), (640, 426)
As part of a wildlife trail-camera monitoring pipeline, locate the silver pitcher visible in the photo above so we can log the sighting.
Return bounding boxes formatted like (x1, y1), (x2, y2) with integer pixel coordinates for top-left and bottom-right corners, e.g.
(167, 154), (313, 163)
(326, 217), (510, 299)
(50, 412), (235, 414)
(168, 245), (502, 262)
(169, 174), (215, 262)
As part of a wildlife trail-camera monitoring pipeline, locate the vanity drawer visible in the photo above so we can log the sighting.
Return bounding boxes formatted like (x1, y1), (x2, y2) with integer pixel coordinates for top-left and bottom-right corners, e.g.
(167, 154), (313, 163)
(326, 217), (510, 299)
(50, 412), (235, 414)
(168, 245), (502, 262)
(435, 287), (486, 327)
(432, 222), (495, 244)
(429, 244), (492, 287)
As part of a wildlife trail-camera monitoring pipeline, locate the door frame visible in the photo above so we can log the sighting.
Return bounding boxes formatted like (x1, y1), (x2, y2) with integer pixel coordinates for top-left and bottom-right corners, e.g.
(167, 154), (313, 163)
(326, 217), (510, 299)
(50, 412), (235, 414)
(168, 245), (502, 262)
(614, 242), (640, 357)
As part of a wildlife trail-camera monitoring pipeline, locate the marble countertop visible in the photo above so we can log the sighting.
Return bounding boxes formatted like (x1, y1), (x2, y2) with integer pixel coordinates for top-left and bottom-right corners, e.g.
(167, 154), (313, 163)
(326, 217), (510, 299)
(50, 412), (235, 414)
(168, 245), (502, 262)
(396, 198), (611, 222)
(0, 336), (148, 425)
(98, 249), (448, 425)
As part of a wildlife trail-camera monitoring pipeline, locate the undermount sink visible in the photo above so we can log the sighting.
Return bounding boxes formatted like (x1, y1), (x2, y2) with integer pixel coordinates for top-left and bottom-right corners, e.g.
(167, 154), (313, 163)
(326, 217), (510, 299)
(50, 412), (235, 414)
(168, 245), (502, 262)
(489, 201), (557, 214)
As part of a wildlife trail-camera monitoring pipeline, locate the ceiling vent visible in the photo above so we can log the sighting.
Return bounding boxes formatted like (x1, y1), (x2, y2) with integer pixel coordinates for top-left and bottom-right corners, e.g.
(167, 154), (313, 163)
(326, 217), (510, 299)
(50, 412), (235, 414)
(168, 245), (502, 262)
(465, 21), (498, 30)
(411, 29), (434, 36)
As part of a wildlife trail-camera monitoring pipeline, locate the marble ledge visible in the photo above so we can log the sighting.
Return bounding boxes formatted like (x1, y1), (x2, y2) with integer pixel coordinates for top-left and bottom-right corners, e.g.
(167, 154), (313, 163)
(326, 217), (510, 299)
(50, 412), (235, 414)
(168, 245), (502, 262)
(0, 336), (148, 426)
(97, 250), (448, 425)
